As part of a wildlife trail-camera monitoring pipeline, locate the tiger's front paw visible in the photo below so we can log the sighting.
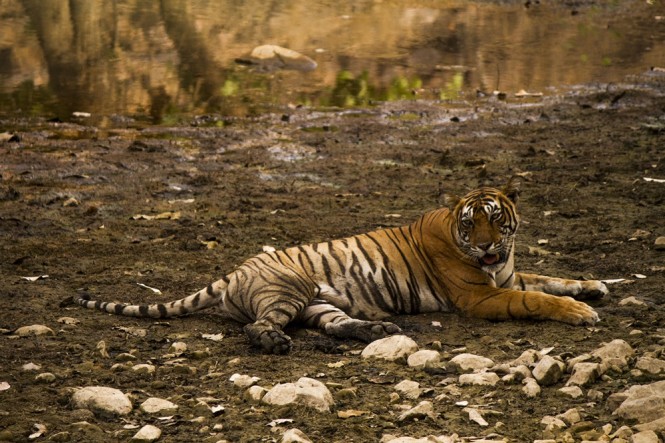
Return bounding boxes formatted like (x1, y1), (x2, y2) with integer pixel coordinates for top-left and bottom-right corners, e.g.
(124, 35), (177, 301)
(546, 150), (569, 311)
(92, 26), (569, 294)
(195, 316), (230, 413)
(558, 297), (600, 326)
(577, 280), (609, 300)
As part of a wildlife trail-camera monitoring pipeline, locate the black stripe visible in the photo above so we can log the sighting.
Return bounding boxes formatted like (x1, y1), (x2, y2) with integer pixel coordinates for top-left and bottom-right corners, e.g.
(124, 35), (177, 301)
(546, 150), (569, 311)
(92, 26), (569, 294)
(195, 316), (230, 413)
(158, 304), (168, 317)
(139, 305), (149, 316)
(206, 284), (215, 295)
(354, 237), (376, 274)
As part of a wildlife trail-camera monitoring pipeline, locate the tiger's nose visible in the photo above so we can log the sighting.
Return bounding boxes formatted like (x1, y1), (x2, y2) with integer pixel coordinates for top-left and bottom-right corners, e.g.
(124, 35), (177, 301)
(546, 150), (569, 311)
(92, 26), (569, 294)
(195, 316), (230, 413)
(477, 242), (493, 251)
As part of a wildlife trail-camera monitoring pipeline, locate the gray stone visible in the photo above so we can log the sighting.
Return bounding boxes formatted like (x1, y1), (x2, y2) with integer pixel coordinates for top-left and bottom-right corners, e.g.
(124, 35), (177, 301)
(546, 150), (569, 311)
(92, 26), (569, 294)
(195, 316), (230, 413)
(14, 324), (54, 337)
(532, 355), (564, 386)
(130, 424), (161, 442)
(635, 416), (665, 433)
(635, 356), (665, 375)
(407, 350), (441, 369)
(450, 353), (494, 372)
(522, 378), (541, 398)
(458, 372), (500, 386)
(262, 377), (334, 413)
(512, 349), (541, 367)
(631, 430), (660, 443)
(361, 335), (419, 363)
(72, 386), (133, 417)
(612, 380), (665, 423)
(566, 362), (600, 387)
(558, 386), (584, 399)
(140, 397), (178, 415)
(394, 380), (422, 400)
(591, 339), (634, 374)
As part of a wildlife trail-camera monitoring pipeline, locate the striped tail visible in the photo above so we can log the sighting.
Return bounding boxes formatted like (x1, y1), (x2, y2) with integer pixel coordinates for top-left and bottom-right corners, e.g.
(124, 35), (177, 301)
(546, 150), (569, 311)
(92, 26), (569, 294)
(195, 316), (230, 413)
(76, 280), (227, 319)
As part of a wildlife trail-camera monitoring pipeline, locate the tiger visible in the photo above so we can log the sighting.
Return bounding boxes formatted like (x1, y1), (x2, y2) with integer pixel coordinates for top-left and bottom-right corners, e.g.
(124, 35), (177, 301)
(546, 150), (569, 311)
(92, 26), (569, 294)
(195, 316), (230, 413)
(77, 178), (607, 354)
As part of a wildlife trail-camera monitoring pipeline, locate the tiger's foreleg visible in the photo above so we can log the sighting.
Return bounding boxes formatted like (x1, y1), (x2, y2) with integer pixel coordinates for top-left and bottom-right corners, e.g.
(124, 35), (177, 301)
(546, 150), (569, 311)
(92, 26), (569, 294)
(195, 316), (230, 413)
(456, 287), (600, 326)
(514, 272), (608, 300)
(298, 300), (402, 342)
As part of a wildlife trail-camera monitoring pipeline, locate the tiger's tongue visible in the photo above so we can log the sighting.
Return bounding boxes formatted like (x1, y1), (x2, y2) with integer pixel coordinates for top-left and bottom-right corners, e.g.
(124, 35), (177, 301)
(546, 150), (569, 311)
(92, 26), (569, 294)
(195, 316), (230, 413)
(482, 254), (499, 265)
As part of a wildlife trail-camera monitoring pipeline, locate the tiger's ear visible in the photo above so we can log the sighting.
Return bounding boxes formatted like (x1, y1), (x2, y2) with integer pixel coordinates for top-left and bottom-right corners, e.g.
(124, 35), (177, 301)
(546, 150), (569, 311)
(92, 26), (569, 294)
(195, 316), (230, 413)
(503, 177), (521, 203)
(443, 193), (461, 209)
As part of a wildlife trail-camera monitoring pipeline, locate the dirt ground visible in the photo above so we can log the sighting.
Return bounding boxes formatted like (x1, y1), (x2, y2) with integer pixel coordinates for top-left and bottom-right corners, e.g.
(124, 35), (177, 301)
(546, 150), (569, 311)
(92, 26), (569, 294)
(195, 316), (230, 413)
(0, 72), (664, 443)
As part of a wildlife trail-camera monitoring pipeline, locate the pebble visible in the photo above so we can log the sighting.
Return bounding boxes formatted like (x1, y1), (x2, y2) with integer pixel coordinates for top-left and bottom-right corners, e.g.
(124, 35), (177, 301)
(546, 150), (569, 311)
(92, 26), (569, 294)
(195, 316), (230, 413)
(522, 378), (541, 398)
(631, 430), (660, 443)
(654, 236), (665, 250)
(168, 341), (187, 356)
(282, 428), (313, 443)
(132, 364), (156, 375)
(458, 372), (500, 386)
(556, 408), (581, 426)
(558, 386), (584, 399)
(532, 355), (565, 386)
(618, 296), (647, 306)
(262, 377), (334, 413)
(35, 372), (56, 383)
(71, 386), (133, 417)
(397, 401), (437, 422)
(591, 339), (634, 373)
(129, 424), (161, 442)
(512, 349), (541, 366)
(361, 335), (419, 363)
(450, 353), (494, 372)
(244, 386), (268, 403)
(407, 350), (441, 369)
(140, 397), (178, 415)
(14, 324), (54, 337)
(394, 380), (422, 400)
(566, 362), (600, 387)
(229, 373), (261, 388)
(22, 362), (41, 371)
(635, 356), (665, 375)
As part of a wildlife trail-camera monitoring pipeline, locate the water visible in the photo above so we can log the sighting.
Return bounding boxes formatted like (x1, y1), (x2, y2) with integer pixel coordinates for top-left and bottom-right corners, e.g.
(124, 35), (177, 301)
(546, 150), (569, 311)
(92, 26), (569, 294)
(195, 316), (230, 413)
(0, 0), (663, 123)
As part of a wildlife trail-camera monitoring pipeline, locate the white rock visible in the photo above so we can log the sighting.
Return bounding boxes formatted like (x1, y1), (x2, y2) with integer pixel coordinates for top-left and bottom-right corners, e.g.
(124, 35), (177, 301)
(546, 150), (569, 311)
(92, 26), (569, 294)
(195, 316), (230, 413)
(618, 296), (647, 306)
(22, 363), (41, 371)
(635, 416), (665, 433)
(591, 339), (634, 373)
(245, 385), (268, 403)
(566, 362), (600, 387)
(71, 386), (132, 416)
(558, 386), (584, 399)
(407, 350), (441, 369)
(565, 353), (593, 372)
(450, 353), (494, 372)
(130, 424), (161, 442)
(458, 372), (500, 386)
(282, 428), (313, 443)
(229, 373), (261, 388)
(168, 341), (187, 356)
(532, 355), (564, 386)
(556, 408), (581, 425)
(631, 430), (660, 443)
(14, 325), (54, 337)
(361, 335), (419, 363)
(612, 380), (665, 423)
(522, 378), (541, 398)
(132, 364), (156, 375)
(540, 416), (566, 432)
(139, 397), (178, 415)
(395, 380), (422, 400)
(262, 377), (334, 413)
(635, 357), (665, 375)
(397, 400), (437, 422)
(464, 407), (489, 426)
(512, 349), (541, 366)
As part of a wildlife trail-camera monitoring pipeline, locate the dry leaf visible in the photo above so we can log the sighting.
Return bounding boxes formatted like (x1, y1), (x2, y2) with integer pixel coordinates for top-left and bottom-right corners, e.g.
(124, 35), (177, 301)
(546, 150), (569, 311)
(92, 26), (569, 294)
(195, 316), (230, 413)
(137, 283), (162, 294)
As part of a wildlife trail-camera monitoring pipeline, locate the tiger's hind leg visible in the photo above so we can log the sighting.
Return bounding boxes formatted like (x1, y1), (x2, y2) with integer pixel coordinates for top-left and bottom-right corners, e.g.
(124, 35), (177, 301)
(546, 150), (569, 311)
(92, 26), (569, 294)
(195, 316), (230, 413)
(298, 300), (402, 343)
(514, 273), (608, 300)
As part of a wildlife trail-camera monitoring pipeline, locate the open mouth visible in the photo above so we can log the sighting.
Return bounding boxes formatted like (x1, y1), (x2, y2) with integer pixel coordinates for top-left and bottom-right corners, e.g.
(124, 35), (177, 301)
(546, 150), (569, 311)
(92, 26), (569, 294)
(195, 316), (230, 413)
(480, 254), (500, 266)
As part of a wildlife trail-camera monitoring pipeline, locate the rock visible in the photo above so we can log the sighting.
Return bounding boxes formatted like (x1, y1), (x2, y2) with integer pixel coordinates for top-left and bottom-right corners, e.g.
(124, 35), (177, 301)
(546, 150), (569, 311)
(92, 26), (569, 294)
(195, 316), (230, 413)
(512, 349), (541, 366)
(71, 386), (133, 417)
(532, 355), (565, 386)
(565, 353), (592, 372)
(35, 372), (56, 383)
(132, 364), (156, 375)
(635, 416), (665, 433)
(654, 236), (665, 250)
(282, 428), (313, 443)
(631, 430), (660, 443)
(619, 296), (647, 306)
(464, 407), (489, 426)
(244, 385), (268, 403)
(522, 378), (541, 398)
(14, 325), (55, 337)
(591, 339), (634, 373)
(635, 356), (665, 375)
(238, 45), (317, 72)
(587, 389), (604, 401)
(458, 372), (500, 386)
(22, 362), (41, 371)
(397, 401), (437, 422)
(130, 424), (161, 442)
(407, 350), (441, 369)
(541, 415), (567, 432)
(566, 362), (600, 387)
(558, 386), (584, 399)
(229, 373), (261, 388)
(450, 353), (494, 372)
(556, 408), (581, 426)
(361, 335), (419, 363)
(395, 380), (422, 400)
(140, 397), (178, 415)
(611, 380), (665, 423)
(168, 341), (187, 356)
(262, 377), (334, 413)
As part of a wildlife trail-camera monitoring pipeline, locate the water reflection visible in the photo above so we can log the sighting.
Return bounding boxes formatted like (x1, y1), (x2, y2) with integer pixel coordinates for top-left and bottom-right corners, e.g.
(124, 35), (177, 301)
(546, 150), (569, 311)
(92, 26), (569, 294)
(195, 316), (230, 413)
(0, 0), (663, 122)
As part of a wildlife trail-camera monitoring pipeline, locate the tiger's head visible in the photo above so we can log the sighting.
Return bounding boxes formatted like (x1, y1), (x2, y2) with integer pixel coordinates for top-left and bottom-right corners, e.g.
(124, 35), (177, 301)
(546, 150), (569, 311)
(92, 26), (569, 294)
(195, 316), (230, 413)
(445, 178), (521, 271)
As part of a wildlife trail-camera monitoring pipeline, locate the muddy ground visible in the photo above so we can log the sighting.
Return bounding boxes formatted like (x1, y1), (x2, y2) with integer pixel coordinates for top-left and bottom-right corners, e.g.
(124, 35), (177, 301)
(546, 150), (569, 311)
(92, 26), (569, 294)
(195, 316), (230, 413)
(0, 72), (664, 443)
